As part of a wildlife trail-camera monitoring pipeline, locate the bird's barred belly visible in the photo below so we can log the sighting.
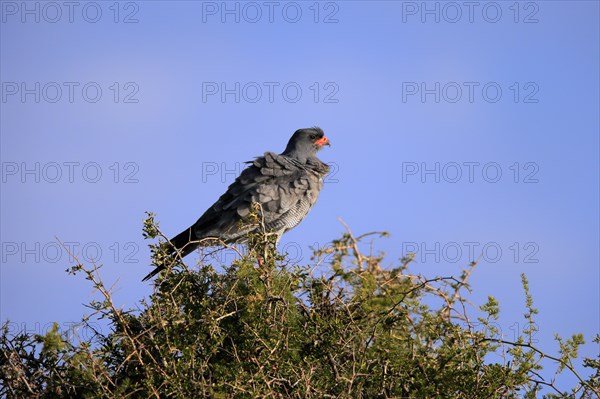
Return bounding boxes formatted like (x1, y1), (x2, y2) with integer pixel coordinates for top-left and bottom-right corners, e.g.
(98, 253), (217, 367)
(265, 198), (313, 234)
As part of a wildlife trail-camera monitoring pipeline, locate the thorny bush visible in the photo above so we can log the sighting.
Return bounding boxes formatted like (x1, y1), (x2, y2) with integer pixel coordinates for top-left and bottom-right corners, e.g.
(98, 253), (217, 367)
(1, 213), (598, 398)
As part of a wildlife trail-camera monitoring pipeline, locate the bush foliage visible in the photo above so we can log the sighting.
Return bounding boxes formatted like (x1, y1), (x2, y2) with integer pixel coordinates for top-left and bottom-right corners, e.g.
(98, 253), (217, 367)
(1, 213), (598, 398)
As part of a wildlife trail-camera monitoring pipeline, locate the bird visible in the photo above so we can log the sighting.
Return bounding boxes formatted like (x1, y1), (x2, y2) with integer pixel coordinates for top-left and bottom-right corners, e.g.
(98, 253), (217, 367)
(142, 127), (331, 281)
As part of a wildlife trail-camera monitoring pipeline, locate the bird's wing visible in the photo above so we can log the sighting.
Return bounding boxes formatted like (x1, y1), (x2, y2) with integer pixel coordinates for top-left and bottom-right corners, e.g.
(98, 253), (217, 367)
(193, 152), (324, 239)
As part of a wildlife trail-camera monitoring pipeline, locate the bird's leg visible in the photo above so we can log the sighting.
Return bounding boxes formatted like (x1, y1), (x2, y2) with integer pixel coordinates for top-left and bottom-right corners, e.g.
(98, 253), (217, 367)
(256, 232), (279, 269)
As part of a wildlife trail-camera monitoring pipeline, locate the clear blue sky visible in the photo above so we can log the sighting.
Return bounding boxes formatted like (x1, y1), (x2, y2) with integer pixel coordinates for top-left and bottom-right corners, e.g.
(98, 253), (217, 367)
(1, 0), (598, 392)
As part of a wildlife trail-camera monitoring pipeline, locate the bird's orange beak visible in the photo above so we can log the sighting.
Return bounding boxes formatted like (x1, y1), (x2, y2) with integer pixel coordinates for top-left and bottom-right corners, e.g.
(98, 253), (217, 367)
(315, 136), (330, 147)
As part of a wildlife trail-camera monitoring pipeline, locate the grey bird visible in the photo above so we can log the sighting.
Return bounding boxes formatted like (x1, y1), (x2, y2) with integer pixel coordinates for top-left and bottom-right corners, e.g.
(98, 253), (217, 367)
(142, 127), (331, 281)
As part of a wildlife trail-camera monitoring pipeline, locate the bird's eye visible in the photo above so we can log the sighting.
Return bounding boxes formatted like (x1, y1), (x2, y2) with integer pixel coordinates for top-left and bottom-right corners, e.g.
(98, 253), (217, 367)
(310, 134), (317, 140)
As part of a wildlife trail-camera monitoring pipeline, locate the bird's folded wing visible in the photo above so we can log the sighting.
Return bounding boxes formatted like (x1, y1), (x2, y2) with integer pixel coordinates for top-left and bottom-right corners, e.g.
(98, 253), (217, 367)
(193, 152), (314, 236)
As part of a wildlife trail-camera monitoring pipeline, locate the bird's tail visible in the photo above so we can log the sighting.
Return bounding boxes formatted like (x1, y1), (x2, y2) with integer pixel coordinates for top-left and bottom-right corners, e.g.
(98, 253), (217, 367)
(167, 226), (200, 258)
(141, 226), (200, 281)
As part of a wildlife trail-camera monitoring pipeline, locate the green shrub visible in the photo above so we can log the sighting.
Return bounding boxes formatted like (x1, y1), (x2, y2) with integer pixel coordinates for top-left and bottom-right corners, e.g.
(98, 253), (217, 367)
(1, 213), (598, 398)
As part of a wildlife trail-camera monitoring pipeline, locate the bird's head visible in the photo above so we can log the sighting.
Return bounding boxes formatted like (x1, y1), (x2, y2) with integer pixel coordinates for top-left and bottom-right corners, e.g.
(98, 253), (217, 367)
(282, 127), (330, 161)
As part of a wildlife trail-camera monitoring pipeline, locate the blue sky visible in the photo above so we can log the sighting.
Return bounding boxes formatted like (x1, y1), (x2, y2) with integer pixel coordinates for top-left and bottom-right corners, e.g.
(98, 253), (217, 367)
(1, 0), (598, 392)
